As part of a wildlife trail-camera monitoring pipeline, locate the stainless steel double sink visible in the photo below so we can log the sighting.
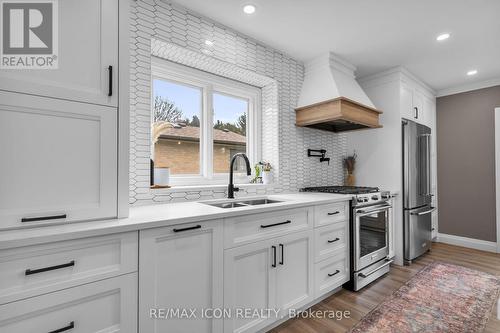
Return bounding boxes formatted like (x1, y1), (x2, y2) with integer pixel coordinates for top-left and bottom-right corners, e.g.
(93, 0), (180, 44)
(204, 198), (283, 209)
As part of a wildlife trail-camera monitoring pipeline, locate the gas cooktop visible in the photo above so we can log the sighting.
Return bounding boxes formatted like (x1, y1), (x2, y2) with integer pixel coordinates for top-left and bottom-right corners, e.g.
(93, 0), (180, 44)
(300, 186), (380, 195)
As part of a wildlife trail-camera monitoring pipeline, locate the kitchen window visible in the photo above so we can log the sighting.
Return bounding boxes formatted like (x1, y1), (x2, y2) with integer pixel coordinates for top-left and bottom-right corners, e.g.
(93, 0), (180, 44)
(151, 58), (261, 186)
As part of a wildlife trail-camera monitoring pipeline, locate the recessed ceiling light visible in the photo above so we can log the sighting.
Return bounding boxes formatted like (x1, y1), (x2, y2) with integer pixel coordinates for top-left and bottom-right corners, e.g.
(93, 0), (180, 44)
(467, 70), (478, 76)
(243, 4), (256, 14)
(436, 33), (450, 41)
(204, 40), (214, 46)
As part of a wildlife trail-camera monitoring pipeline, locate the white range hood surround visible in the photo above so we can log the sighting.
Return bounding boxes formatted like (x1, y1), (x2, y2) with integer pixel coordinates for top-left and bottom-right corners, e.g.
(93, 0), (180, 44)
(297, 52), (375, 109)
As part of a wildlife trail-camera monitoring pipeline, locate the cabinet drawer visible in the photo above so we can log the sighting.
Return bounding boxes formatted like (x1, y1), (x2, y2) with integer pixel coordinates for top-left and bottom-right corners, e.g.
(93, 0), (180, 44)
(314, 202), (349, 227)
(224, 208), (312, 248)
(0, 273), (137, 333)
(314, 222), (348, 263)
(314, 254), (349, 298)
(0, 232), (138, 305)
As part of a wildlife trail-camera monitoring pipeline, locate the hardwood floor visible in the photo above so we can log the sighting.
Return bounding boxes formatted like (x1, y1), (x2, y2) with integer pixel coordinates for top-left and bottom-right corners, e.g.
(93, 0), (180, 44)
(270, 242), (500, 333)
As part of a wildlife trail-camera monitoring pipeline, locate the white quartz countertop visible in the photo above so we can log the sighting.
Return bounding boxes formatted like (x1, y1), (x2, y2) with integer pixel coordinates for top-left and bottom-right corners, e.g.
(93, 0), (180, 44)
(0, 192), (351, 249)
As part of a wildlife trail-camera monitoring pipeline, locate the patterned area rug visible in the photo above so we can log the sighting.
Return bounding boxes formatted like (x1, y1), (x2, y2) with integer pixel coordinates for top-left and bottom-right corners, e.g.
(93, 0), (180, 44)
(350, 262), (500, 333)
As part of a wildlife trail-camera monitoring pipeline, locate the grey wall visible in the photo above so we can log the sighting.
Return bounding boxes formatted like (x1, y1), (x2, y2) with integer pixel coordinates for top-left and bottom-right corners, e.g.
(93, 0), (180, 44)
(436, 85), (500, 242)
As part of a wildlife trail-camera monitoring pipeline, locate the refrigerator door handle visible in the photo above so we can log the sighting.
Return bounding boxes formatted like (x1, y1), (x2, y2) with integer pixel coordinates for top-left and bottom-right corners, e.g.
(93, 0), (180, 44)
(426, 134), (432, 196)
(410, 207), (436, 216)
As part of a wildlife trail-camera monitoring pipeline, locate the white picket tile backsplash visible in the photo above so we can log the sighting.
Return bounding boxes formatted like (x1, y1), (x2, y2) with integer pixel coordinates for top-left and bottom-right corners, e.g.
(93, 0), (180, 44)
(129, 0), (347, 205)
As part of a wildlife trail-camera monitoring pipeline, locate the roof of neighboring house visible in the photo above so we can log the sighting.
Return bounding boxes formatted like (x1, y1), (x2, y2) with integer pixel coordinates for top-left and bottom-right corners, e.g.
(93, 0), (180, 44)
(157, 125), (246, 145)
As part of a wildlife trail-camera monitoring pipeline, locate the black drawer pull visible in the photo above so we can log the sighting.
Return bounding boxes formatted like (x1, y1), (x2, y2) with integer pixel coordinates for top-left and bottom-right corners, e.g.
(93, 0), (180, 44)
(108, 65), (113, 96)
(173, 225), (201, 233)
(328, 270), (340, 277)
(49, 321), (74, 333)
(328, 237), (340, 243)
(25, 260), (75, 276)
(21, 214), (67, 223)
(279, 244), (284, 265)
(271, 246), (277, 268)
(327, 211), (340, 215)
(261, 220), (291, 229)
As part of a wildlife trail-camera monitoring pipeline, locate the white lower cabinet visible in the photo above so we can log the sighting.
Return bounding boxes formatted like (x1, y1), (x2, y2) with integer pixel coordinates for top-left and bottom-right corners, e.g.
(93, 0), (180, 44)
(0, 273), (137, 333)
(274, 231), (314, 312)
(224, 230), (314, 333)
(0, 201), (351, 333)
(223, 238), (277, 333)
(139, 221), (224, 333)
(314, 253), (349, 298)
(0, 232), (138, 305)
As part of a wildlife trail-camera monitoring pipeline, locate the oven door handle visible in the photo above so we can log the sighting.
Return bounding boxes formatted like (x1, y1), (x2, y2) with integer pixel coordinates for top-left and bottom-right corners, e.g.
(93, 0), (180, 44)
(358, 259), (393, 278)
(356, 204), (392, 214)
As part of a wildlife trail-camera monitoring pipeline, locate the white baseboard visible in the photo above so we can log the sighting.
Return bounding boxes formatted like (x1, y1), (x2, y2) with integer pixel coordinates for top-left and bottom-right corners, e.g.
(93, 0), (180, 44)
(436, 233), (498, 253)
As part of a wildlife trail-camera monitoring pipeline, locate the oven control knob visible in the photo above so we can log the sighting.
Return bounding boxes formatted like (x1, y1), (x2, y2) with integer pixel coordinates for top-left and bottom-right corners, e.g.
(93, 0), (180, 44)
(363, 198), (369, 202)
(381, 194), (390, 199)
(371, 196), (379, 200)
(357, 198), (364, 203)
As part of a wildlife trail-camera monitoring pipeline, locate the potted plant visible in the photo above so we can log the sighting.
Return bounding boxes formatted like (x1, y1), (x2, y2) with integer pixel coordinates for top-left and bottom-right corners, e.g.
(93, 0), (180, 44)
(251, 163), (263, 183)
(343, 152), (357, 186)
(261, 162), (273, 185)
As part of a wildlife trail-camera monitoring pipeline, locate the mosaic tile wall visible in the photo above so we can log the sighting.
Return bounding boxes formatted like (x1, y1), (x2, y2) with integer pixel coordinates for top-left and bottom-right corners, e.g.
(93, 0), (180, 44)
(129, 0), (347, 205)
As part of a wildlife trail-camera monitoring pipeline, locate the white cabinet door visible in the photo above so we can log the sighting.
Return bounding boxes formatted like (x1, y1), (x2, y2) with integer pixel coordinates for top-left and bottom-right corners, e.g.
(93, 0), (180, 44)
(0, 273), (137, 333)
(224, 239), (277, 333)
(275, 230), (314, 312)
(423, 95), (435, 128)
(0, 0), (118, 106)
(0, 91), (117, 229)
(139, 221), (223, 333)
(400, 82), (414, 120)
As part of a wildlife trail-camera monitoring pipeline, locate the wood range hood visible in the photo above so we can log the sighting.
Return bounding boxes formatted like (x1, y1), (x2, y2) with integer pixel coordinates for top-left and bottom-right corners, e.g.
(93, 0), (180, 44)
(295, 52), (383, 133)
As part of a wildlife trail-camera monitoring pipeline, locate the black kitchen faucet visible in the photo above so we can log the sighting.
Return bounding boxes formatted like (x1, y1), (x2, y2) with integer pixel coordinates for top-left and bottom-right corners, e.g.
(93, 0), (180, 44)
(227, 153), (252, 199)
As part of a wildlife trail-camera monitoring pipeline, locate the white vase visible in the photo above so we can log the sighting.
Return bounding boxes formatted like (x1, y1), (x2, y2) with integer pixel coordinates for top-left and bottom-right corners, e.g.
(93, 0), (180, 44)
(154, 167), (170, 186)
(262, 171), (273, 185)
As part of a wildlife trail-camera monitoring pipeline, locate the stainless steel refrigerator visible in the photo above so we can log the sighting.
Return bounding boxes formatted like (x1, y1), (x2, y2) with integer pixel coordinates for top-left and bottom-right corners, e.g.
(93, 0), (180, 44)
(402, 119), (435, 264)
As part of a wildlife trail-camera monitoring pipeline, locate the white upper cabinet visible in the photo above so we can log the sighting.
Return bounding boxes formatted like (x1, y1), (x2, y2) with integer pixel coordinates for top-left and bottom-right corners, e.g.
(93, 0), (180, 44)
(400, 81), (414, 121)
(0, 91), (117, 229)
(400, 79), (435, 127)
(0, 0), (118, 106)
(139, 221), (224, 333)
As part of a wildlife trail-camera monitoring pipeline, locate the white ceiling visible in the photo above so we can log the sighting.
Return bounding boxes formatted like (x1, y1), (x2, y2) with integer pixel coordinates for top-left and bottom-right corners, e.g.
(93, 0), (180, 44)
(173, 0), (500, 92)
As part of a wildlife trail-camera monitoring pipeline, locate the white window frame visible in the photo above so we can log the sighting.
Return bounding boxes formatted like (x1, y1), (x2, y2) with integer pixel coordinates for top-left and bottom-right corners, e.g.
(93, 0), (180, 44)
(151, 57), (262, 186)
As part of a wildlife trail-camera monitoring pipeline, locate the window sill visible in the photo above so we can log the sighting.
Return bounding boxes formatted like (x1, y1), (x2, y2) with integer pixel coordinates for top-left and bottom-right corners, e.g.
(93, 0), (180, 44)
(150, 183), (274, 194)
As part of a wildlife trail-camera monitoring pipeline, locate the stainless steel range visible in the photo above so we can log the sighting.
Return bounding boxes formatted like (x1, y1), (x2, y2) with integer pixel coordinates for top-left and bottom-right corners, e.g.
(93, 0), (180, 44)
(301, 186), (393, 291)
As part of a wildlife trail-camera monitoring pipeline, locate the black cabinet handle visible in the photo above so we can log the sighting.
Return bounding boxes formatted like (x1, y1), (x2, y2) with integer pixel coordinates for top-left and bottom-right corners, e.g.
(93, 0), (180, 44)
(48, 321), (74, 333)
(271, 246), (276, 268)
(25, 260), (75, 276)
(21, 214), (66, 223)
(328, 270), (340, 277)
(108, 65), (113, 96)
(173, 225), (201, 233)
(328, 237), (340, 243)
(327, 211), (340, 216)
(261, 220), (291, 229)
(414, 107), (418, 119)
(279, 244), (284, 265)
